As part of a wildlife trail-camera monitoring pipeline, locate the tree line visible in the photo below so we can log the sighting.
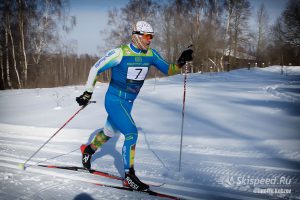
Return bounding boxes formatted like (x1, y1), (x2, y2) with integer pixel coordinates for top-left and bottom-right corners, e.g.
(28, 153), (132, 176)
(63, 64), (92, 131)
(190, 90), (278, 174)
(0, 0), (98, 89)
(1, 0), (300, 90)
(106, 0), (300, 72)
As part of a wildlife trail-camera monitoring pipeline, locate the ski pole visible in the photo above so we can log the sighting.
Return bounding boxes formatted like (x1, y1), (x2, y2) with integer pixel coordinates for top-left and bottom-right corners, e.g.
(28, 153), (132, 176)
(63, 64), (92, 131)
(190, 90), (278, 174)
(179, 62), (188, 172)
(179, 44), (193, 172)
(19, 101), (96, 170)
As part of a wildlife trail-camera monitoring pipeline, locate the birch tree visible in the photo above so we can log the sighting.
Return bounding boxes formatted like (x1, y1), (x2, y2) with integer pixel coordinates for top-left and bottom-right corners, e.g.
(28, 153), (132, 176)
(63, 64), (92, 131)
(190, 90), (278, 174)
(4, 5), (12, 88)
(270, 0), (300, 65)
(282, 0), (300, 65)
(8, 11), (22, 88)
(30, 0), (76, 65)
(105, 0), (160, 49)
(282, 0), (300, 47)
(0, 44), (4, 89)
(256, 3), (269, 64)
(225, 0), (251, 68)
(221, 0), (234, 70)
(18, 0), (28, 87)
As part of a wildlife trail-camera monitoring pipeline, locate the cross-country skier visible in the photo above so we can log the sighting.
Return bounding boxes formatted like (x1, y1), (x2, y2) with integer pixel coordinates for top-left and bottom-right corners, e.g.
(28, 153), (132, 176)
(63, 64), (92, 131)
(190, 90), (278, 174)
(76, 21), (193, 191)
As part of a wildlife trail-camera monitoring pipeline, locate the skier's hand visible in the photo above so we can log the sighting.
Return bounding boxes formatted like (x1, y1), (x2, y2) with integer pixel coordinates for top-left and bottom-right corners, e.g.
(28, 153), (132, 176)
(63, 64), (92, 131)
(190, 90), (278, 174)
(76, 91), (93, 106)
(177, 49), (193, 67)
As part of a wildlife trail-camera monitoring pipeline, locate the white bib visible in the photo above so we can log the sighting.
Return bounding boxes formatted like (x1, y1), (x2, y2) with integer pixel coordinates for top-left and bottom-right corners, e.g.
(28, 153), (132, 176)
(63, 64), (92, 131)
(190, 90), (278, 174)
(127, 67), (148, 81)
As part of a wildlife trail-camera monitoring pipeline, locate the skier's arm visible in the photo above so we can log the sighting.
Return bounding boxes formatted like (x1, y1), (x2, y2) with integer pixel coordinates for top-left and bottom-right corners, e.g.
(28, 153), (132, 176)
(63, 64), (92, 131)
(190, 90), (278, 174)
(151, 49), (181, 76)
(76, 48), (122, 106)
(85, 48), (123, 92)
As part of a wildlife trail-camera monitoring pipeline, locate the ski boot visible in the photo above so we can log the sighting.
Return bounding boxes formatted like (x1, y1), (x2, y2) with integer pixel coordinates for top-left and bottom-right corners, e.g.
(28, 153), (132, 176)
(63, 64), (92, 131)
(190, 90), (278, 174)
(123, 168), (149, 191)
(80, 144), (95, 170)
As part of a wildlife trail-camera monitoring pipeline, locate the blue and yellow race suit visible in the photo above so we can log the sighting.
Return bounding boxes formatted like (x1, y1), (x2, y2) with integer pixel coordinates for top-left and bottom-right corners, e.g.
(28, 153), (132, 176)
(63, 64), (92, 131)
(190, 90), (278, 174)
(85, 43), (180, 171)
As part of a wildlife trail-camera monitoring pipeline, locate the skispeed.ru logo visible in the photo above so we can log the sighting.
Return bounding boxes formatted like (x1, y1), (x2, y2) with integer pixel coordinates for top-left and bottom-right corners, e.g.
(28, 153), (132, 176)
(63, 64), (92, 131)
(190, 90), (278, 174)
(217, 175), (292, 187)
(217, 174), (293, 195)
(237, 176), (291, 187)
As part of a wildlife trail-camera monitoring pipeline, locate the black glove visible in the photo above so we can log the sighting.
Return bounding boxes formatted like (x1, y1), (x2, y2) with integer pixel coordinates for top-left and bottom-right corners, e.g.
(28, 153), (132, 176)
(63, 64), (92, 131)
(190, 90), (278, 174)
(76, 91), (93, 106)
(177, 49), (193, 67)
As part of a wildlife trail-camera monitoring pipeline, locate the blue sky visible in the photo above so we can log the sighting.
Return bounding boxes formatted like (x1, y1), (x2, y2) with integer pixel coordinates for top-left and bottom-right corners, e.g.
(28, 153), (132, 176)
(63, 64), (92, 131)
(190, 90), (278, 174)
(66, 0), (289, 56)
(249, 0), (287, 19)
(65, 0), (127, 55)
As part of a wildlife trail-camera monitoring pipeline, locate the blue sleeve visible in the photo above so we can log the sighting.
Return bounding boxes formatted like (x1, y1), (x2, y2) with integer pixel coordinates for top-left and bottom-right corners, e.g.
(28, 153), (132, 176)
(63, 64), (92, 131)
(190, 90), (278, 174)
(151, 49), (170, 75)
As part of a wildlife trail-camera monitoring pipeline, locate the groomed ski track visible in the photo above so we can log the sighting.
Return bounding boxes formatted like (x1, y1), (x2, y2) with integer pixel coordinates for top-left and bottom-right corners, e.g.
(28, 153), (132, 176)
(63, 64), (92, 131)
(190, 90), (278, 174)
(1, 66), (300, 199)
(1, 123), (299, 200)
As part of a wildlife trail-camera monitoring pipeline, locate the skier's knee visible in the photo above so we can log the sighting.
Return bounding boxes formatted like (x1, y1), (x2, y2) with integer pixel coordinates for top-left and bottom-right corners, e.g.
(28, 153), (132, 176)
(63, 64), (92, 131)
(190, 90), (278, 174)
(103, 120), (118, 137)
(91, 130), (111, 149)
(124, 132), (138, 143)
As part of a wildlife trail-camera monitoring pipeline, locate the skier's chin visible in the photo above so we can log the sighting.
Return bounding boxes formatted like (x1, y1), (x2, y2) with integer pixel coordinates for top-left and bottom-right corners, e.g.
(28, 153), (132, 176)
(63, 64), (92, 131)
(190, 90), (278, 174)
(144, 43), (151, 49)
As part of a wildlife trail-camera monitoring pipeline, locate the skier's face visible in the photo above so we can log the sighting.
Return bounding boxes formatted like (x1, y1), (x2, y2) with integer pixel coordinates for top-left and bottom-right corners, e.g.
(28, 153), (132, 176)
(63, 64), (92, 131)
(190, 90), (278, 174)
(132, 31), (154, 51)
(140, 33), (153, 47)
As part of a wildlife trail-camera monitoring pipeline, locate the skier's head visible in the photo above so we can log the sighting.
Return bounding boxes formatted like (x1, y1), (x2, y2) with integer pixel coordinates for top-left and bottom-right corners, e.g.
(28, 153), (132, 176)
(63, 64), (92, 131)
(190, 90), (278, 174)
(132, 21), (154, 51)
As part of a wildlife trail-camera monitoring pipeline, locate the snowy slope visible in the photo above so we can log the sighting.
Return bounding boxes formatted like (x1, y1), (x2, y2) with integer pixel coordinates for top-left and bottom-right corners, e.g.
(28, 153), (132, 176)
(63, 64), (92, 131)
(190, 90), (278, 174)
(0, 66), (299, 200)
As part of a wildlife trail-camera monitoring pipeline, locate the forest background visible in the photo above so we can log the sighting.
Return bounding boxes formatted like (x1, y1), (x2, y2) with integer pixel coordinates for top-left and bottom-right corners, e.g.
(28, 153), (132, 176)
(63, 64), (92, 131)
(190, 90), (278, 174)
(0, 0), (299, 89)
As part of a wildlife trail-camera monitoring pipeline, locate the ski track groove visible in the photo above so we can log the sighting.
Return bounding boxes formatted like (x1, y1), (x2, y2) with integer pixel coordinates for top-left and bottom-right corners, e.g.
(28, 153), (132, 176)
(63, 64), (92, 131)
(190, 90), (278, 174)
(0, 159), (272, 200)
(2, 131), (300, 197)
(0, 160), (197, 200)
(1, 155), (299, 200)
(2, 134), (299, 173)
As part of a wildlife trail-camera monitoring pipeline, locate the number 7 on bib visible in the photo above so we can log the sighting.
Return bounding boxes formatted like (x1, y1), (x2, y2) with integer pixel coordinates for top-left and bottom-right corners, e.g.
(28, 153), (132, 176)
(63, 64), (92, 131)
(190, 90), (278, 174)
(127, 67), (148, 82)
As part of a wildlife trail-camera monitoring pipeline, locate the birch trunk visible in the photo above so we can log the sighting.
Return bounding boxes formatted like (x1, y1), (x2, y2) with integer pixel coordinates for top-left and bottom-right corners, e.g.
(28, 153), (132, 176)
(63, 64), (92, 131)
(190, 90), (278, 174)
(221, 6), (232, 71)
(0, 49), (4, 88)
(8, 14), (22, 88)
(18, 0), (28, 88)
(5, 14), (12, 88)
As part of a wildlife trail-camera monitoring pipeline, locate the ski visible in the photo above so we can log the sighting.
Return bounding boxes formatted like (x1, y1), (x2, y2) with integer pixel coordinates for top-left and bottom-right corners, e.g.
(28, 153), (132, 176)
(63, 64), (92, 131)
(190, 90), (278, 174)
(37, 164), (164, 187)
(93, 182), (181, 200)
(38, 164), (122, 180)
(37, 164), (180, 200)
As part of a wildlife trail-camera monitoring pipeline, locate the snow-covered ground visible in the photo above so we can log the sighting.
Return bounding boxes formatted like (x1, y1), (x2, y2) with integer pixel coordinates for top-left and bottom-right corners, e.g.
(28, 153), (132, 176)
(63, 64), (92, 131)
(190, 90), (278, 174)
(0, 66), (299, 200)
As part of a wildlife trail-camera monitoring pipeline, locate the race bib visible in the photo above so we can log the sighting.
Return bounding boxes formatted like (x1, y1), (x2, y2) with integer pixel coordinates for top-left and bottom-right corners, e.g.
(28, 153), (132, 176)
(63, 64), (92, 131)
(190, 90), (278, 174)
(127, 67), (148, 81)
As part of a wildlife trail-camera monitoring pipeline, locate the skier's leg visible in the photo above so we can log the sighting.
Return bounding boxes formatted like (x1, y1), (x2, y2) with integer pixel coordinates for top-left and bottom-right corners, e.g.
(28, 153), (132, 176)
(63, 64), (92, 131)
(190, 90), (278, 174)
(81, 116), (118, 169)
(105, 93), (148, 190)
(90, 120), (117, 150)
(122, 133), (138, 170)
(105, 96), (137, 170)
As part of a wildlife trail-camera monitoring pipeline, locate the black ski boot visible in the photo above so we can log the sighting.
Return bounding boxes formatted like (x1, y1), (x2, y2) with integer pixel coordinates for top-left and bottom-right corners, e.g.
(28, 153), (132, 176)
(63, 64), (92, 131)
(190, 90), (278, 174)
(123, 168), (149, 191)
(80, 144), (95, 170)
